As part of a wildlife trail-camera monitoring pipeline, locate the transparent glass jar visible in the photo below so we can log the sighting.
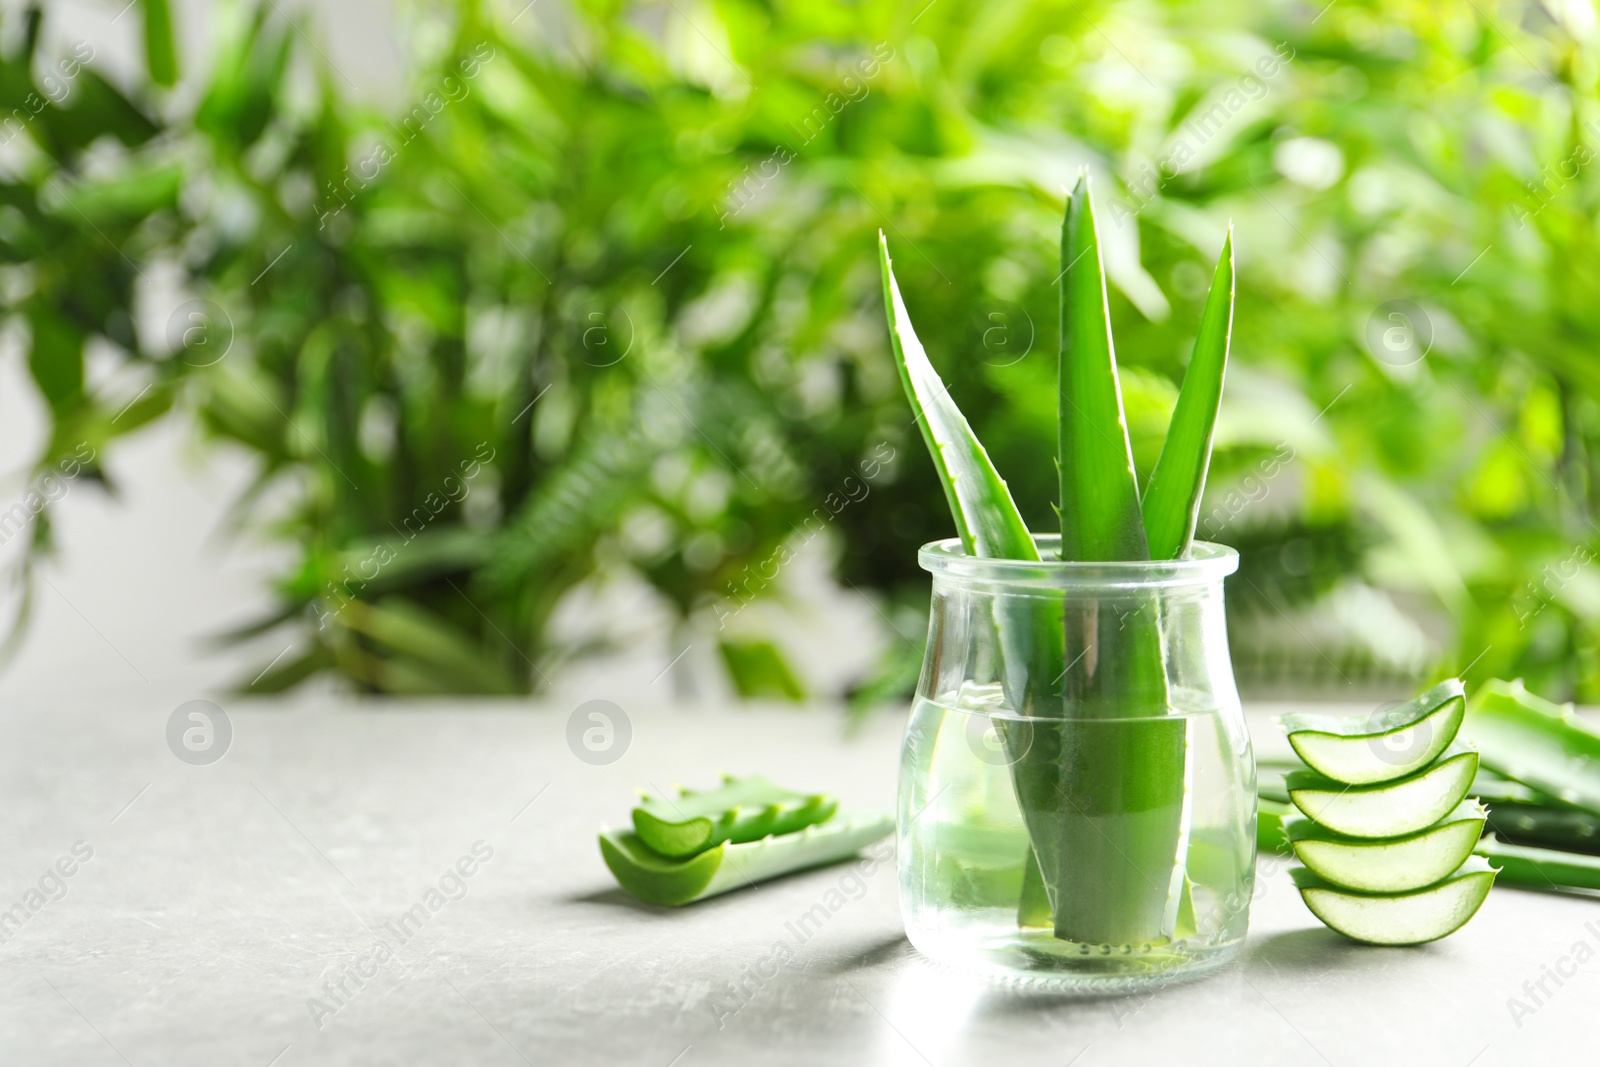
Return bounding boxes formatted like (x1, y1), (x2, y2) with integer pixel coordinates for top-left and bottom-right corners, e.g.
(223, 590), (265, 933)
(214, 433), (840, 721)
(898, 536), (1255, 989)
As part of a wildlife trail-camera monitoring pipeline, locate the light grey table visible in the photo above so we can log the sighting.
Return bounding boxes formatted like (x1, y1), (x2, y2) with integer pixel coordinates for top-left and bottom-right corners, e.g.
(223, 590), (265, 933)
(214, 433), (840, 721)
(0, 692), (1592, 1066)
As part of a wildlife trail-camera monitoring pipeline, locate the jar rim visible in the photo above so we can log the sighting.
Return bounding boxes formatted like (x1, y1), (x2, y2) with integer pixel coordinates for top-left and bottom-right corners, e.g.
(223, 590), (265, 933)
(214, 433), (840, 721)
(918, 536), (1239, 588)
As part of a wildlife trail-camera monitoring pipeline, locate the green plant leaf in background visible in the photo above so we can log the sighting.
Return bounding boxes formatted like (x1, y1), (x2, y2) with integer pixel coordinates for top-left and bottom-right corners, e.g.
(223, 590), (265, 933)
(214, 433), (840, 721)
(1142, 229), (1234, 562)
(140, 0), (178, 87)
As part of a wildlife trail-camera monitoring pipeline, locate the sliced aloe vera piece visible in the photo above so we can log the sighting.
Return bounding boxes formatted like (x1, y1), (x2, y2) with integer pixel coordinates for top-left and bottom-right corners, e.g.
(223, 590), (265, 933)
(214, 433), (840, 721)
(1285, 800), (1487, 893)
(1475, 835), (1600, 892)
(1464, 678), (1600, 815)
(1286, 743), (1479, 838)
(599, 811), (893, 906)
(631, 775), (837, 858)
(1291, 856), (1497, 945)
(1280, 679), (1465, 786)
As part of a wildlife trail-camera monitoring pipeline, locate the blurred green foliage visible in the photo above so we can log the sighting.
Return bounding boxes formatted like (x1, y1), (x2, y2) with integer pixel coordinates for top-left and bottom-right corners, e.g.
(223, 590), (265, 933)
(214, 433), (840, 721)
(6, 0), (1600, 702)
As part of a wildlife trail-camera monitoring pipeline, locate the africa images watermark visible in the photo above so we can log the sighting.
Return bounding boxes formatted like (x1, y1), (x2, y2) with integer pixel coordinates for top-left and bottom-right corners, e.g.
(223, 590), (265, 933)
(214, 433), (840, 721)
(717, 42), (895, 229)
(711, 442), (896, 629)
(1, 41), (93, 147)
(0, 443), (97, 547)
(306, 840), (495, 1028)
(1505, 918), (1600, 1029)
(705, 835), (895, 1030)
(1512, 119), (1600, 229)
(1196, 442), (1296, 539)
(311, 442), (495, 630)
(1111, 41), (1297, 228)
(0, 841), (95, 945)
(314, 42), (496, 230)
(1511, 542), (1595, 630)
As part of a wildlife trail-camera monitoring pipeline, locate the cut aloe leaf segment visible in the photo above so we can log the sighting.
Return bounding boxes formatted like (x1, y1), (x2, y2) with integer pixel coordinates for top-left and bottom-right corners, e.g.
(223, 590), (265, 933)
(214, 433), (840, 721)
(1290, 856), (1497, 946)
(1286, 743), (1478, 838)
(1476, 835), (1600, 892)
(631, 775), (838, 858)
(1284, 800), (1486, 893)
(600, 811), (893, 906)
(1463, 678), (1600, 815)
(1280, 679), (1465, 786)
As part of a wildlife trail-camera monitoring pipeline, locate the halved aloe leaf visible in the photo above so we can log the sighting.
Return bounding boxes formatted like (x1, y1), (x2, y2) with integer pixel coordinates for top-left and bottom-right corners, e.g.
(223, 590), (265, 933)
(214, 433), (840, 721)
(1285, 800), (1487, 893)
(1286, 743), (1479, 838)
(1463, 678), (1600, 816)
(1290, 857), (1497, 946)
(599, 812), (893, 906)
(631, 775), (837, 858)
(1475, 835), (1600, 892)
(1280, 679), (1465, 786)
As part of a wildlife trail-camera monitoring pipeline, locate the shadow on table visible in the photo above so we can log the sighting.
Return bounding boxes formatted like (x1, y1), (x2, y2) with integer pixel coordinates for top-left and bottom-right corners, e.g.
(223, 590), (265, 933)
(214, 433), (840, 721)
(1244, 927), (1380, 974)
(563, 886), (676, 915)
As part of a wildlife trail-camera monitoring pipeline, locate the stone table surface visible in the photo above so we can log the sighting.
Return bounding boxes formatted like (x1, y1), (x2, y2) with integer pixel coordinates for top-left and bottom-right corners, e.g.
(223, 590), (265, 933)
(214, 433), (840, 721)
(0, 691), (1594, 1067)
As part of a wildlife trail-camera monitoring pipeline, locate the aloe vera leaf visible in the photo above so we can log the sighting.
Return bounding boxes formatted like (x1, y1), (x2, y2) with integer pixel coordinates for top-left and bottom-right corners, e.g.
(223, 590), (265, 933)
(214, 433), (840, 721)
(1482, 799), (1600, 855)
(1280, 679), (1466, 786)
(1462, 678), (1600, 816)
(1470, 768), (1550, 806)
(1044, 174), (1186, 946)
(598, 812), (893, 906)
(632, 776), (838, 858)
(1257, 765), (1291, 805)
(1290, 856), (1497, 946)
(1057, 174), (1150, 563)
(879, 235), (1060, 930)
(141, 0), (180, 87)
(1284, 800), (1487, 893)
(1285, 743), (1479, 838)
(1141, 229), (1234, 562)
(1475, 835), (1600, 892)
(878, 233), (1038, 563)
(1017, 849), (1053, 928)
(1258, 798), (1293, 854)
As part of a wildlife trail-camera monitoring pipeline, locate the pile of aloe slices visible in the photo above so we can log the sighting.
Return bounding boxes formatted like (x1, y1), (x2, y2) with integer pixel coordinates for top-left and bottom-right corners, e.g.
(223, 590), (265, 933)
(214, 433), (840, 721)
(1264, 679), (1499, 945)
(598, 775), (892, 906)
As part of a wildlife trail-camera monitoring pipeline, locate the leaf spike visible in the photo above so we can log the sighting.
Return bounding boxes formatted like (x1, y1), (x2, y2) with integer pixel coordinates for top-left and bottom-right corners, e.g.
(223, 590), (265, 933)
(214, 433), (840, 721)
(1141, 222), (1235, 560)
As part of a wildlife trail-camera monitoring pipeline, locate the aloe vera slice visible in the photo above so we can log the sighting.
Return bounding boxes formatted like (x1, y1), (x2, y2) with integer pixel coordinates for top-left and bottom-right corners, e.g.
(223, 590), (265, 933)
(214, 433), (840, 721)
(1280, 679), (1465, 786)
(1285, 743), (1479, 838)
(1290, 857), (1497, 946)
(1463, 678), (1600, 815)
(631, 775), (837, 858)
(599, 812), (893, 906)
(1475, 835), (1600, 892)
(1284, 800), (1487, 893)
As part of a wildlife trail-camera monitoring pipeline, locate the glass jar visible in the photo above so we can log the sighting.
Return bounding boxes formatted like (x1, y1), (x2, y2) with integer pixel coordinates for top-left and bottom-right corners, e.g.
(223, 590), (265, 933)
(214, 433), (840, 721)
(897, 536), (1255, 989)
